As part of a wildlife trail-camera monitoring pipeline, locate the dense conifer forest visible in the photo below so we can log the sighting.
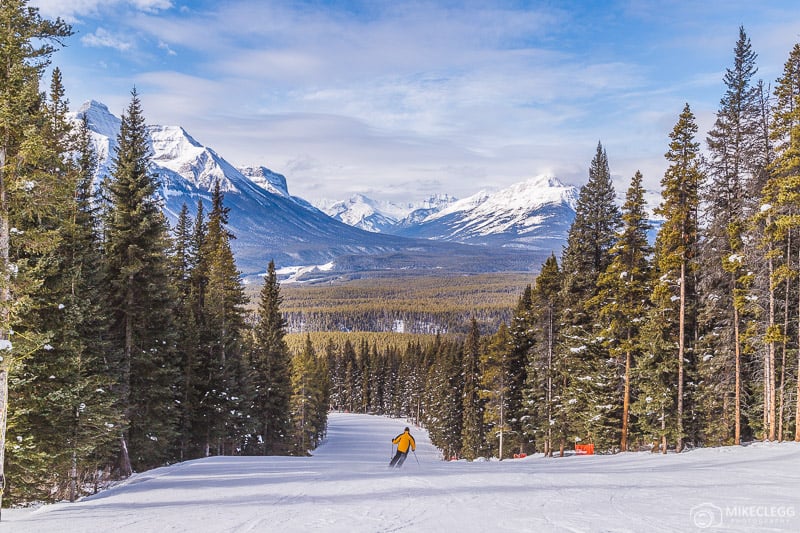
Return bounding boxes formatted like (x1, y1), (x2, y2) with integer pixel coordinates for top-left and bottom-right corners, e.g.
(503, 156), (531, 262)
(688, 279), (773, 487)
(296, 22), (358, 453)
(275, 273), (531, 334)
(2, 0), (800, 508)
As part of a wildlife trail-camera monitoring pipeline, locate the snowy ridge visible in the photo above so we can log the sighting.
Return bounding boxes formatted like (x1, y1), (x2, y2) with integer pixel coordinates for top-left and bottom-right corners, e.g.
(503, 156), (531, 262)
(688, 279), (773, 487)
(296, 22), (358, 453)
(389, 174), (578, 250)
(148, 125), (240, 194)
(78, 100), (121, 139)
(77, 101), (120, 180)
(428, 175), (576, 225)
(317, 194), (400, 233)
(238, 166), (291, 198)
(316, 193), (458, 233)
(6, 413), (800, 532)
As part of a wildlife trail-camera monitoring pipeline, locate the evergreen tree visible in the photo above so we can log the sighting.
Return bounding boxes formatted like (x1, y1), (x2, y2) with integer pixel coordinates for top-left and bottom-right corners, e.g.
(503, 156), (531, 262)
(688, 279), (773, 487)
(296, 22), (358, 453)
(0, 0), (71, 507)
(342, 339), (360, 412)
(649, 103), (703, 452)
(180, 200), (209, 457)
(395, 341), (425, 422)
(358, 339), (371, 412)
(511, 285), (536, 449)
(8, 68), (120, 503)
(593, 171), (653, 451)
(423, 338), (463, 459)
(481, 323), (512, 458)
(196, 181), (248, 454)
(698, 27), (760, 446)
(46, 108), (119, 500)
(521, 255), (563, 456)
(290, 335), (329, 453)
(501, 289), (530, 455)
(558, 142), (621, 450)
(745, 79), (775, 443)
(629, 308), (678, 453)
(368, 343), (386, 413)
(461, 318), (484, 459)
(171, 203), (199, 459)
(250, 261), (292, 454)
(764, 42), (800, 442)
(5, 65), (77, 501)
(103, 89), (179, 472)
(326, 338), (344, 411)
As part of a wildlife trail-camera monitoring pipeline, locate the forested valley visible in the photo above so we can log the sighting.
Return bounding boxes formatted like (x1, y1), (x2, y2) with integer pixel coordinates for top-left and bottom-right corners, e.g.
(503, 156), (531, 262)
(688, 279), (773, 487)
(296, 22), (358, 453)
(4, 0), (800, 510)
(276, 273), (530, 335)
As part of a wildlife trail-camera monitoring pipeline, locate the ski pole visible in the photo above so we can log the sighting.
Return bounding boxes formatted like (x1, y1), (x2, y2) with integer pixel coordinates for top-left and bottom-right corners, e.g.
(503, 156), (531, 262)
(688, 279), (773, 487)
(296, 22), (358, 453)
(413, 450), (420, 465)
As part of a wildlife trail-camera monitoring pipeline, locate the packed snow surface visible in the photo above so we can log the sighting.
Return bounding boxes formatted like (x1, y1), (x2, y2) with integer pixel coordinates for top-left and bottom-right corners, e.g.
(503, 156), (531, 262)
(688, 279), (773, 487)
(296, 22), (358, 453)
(5, 413), (800, 532)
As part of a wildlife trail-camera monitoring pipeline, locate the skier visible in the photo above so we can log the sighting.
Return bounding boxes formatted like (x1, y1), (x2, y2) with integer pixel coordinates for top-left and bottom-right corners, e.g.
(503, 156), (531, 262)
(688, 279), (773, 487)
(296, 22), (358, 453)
(389, 427), (416, 468)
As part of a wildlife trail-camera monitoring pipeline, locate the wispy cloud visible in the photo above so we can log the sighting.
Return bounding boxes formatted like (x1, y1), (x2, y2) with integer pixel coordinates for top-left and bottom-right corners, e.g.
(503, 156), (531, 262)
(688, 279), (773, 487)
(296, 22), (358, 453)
(32, 0), (800, 203)
(33, 0), (172, 21)
(157, 40), (177, 56)
(81, 27), (133, 51)
(131, 0), (172, 13)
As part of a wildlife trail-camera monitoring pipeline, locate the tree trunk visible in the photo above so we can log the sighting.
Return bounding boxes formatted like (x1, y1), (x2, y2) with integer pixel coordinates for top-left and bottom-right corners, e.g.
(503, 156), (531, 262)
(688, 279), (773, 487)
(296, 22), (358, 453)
(779, 262), (789, 442)
(677, 262), (686, 453)
(778, 234), (791, 442)
(70, 449), (78, 503)
(498, 390), (504, 460)
(769, 291), (777, 441)
(546, 304), (553, 458)
(796, 247), (800, 442)
(122, 279), (134, 469)
(0, 368), (8, 519)
(0, 142), (10, 518)
(621, 342), (631, 451)
(119, 435), (132, 478)
(766, 251), (775, 440)
(733, 292), (741, 445)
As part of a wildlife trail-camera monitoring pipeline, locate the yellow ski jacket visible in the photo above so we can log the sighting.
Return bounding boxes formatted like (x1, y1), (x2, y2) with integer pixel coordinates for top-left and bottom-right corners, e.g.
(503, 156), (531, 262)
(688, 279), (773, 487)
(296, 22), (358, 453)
(392, 430), (416, 453)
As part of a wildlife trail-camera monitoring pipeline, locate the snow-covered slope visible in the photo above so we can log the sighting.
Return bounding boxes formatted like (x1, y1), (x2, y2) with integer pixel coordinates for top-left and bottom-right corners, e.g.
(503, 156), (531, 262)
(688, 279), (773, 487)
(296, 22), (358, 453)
(7, 413), (800, 532)
(316, 194), (401, 233)
(238, 165), (291, 198)
(390, 175), (578, 250)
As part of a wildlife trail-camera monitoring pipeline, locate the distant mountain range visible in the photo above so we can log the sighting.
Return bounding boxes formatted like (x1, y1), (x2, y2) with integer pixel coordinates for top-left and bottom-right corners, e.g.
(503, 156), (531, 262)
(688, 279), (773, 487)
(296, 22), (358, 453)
(316, 177), (577, 252)
(314, 194), (457, 234)
(76, 100), (576, 282)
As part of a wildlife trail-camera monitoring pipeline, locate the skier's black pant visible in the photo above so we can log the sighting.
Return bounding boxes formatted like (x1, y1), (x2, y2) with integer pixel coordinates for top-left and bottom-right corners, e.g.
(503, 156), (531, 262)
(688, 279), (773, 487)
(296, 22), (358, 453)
(389, 450), (408, 467)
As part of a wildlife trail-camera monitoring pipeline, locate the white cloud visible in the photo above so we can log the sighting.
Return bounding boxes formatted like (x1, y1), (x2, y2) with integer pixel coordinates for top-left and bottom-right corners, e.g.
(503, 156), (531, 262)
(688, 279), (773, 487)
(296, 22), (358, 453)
(31, 0), (172, 22)
(157, 40), (177, 56)
(48, 1), (800, 204)
(131, 0), (171, 13)
(81, 28), (133, 51)
(100, 2), (663, 202)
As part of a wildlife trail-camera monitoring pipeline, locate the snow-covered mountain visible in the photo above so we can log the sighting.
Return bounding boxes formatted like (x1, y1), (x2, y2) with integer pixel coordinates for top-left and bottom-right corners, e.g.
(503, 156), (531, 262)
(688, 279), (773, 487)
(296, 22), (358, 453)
(323, 177), (577, 250)
(388, 175), (578, 250)
(77, 101), (397, 276)
(315, 194), (402, 233)
(75, 101), (546, 279)
(238, 166), (291, 198)
(315, 193), (457, 233)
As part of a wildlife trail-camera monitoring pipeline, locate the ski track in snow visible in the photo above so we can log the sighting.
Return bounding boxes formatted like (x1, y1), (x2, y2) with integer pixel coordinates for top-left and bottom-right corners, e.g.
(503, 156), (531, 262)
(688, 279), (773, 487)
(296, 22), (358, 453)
(4, 412), (800, 532)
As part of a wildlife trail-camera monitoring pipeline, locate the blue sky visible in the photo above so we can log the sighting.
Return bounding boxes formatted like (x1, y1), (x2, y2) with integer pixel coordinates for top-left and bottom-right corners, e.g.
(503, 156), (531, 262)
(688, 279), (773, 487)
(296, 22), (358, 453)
(31, 0), (800, 205)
